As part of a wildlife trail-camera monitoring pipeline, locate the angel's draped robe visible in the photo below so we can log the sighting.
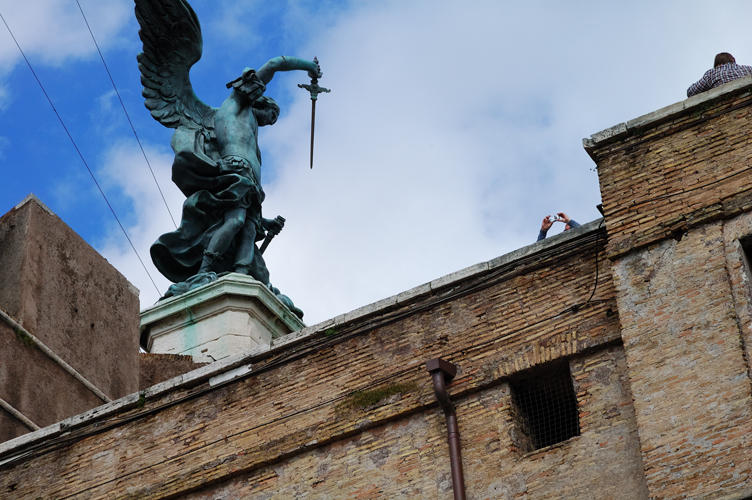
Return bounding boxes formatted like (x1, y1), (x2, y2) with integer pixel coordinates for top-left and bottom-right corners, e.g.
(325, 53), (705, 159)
(150, 127), (266, 284)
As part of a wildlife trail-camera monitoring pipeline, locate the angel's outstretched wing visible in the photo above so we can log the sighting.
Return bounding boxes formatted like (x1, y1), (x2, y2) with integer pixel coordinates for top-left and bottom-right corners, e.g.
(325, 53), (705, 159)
(135, 0), (215, 130)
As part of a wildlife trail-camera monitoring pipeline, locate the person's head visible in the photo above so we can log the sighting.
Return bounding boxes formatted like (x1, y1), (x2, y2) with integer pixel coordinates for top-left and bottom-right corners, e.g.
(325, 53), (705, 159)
(714, 52), (736, 67)
(253, 96), (280, 126)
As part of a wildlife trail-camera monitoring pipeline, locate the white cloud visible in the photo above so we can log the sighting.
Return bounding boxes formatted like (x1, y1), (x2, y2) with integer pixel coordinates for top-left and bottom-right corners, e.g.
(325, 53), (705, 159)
(255, 0), (752, 323)
(72, 0), (752, 326)
(96, 141), (183, 308)
(0, 0), (131, 76)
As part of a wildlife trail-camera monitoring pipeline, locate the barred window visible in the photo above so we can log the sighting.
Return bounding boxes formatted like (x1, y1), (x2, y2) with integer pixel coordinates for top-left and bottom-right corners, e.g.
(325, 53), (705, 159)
(509, 361), (580, 453)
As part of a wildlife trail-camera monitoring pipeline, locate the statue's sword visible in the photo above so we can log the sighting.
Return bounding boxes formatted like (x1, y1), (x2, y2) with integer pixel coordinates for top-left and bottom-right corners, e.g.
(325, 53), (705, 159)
(298, 58), (330, 169)
(259, 216), (286, 255)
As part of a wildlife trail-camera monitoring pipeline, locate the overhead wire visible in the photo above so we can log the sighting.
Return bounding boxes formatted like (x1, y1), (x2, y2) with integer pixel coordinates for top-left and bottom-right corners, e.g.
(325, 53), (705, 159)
(0, 12), (162, 295)
(74, 0), (178, 230)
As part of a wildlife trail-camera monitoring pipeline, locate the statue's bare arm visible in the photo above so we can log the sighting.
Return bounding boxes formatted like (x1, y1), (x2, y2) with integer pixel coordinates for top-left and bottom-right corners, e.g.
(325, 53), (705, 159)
(256, 56), (322, 85)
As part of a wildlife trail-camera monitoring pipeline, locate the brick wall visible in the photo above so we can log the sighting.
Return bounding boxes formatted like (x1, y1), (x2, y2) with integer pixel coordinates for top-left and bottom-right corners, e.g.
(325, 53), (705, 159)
(139, 353), (208, 391)
(591, 87), (752, 259)
(592, 81), (752, 499)
(0, 224), (642, 499)
(181, 346), (645, 500)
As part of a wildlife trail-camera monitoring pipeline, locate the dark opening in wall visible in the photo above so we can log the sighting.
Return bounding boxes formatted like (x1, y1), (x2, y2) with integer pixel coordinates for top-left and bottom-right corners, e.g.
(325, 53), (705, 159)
(509, 360), (580, 453)
(739, 237), (752, 285)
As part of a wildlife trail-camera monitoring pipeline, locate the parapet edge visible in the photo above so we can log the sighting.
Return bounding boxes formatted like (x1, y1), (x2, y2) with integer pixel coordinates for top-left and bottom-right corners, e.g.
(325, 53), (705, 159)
(583, 76), (752, 153)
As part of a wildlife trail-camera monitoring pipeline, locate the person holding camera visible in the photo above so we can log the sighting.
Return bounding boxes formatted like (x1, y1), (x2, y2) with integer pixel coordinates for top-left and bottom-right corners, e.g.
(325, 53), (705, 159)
(537, 213), (580, 241)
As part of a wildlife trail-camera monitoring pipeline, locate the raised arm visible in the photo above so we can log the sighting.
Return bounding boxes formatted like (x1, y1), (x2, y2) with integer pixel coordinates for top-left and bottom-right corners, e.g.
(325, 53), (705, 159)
(256, 56), (322, 85)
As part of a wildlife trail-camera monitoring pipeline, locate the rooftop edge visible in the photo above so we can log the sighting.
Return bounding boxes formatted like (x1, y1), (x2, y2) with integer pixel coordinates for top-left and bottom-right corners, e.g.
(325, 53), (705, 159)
(583, 76), (752, 152)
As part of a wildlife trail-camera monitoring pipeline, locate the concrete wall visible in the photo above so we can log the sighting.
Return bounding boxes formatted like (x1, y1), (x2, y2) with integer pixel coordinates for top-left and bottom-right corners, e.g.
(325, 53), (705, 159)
(0, 195), (140, 441)
(0, 321), (104, 441)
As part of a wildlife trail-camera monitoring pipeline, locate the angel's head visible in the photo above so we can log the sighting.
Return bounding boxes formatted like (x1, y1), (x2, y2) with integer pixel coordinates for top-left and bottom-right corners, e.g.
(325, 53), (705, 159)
(253, 96), (280, 127)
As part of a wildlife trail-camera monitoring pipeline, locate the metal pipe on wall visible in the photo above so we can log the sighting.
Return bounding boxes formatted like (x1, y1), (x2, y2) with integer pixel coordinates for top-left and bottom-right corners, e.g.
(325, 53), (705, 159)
(0, 308), (112, 404)
(426, 358), (466, 500)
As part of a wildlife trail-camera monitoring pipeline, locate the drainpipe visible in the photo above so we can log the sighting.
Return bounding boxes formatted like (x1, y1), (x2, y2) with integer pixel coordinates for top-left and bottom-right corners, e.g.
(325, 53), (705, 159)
(426, 358), (466, 500)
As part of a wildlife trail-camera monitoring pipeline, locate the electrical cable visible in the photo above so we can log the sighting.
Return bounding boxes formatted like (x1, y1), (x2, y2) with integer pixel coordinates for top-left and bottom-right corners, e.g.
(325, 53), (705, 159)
(585, 218), (606, 304)
(0, 12), (162, 296)
(74, 0), (178, 229)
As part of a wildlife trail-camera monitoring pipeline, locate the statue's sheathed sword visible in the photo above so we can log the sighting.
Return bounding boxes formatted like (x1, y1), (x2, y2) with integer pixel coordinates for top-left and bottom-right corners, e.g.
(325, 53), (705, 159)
(298, 57), (330, 169)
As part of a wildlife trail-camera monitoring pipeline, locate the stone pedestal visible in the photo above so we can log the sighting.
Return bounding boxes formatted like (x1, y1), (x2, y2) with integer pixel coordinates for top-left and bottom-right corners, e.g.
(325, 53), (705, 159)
(140, 274), (305, 363)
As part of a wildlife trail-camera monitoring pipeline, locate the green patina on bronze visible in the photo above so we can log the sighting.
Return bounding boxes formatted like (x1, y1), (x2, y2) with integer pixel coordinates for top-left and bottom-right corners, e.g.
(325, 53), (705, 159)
(135, 0), (330, 320)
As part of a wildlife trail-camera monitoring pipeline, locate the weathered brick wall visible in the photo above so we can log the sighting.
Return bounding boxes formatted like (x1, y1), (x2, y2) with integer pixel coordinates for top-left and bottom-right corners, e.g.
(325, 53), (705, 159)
(592, 83), (752, 499)
(611, 224), (752, 499)
(181, 345), (646, 500)
(592, 88), (752, 259)
(0, 226), (640, 499)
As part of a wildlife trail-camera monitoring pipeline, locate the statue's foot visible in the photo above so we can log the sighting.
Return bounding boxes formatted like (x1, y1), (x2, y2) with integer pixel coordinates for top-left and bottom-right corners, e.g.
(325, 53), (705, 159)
(161, 272), (219, 300)
(233, 265), (251, 275)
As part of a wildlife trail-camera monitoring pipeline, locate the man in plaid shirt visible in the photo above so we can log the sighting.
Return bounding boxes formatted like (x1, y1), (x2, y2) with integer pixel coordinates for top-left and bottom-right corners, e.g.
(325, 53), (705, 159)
(687, 52), (752, 97)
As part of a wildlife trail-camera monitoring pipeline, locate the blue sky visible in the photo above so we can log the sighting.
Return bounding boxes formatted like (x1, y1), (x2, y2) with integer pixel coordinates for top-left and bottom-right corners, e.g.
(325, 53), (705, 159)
(1, 0), (752, 324)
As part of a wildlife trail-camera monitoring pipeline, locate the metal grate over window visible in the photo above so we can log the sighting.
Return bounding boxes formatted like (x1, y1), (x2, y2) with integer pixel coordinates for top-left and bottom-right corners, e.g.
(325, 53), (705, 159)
(510, 362), (580, 452)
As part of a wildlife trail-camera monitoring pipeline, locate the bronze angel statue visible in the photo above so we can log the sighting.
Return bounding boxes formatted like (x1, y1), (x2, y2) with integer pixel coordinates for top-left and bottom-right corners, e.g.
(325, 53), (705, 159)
(135, 0), (322, 318)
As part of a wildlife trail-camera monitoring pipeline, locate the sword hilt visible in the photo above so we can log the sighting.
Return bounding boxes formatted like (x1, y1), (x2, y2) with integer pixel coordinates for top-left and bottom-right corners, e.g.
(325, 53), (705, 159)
(298, 58), (330, 100)
(298, 80), (330, 100)
(259, 216), (285, 255)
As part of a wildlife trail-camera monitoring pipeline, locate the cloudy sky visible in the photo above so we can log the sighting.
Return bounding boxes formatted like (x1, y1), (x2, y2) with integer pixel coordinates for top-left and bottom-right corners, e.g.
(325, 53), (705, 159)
(1, 0), (751, 325)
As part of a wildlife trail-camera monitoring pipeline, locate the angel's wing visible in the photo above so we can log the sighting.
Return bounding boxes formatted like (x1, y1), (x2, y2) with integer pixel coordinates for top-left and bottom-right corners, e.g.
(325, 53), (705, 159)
(135, 0), (215, 130)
